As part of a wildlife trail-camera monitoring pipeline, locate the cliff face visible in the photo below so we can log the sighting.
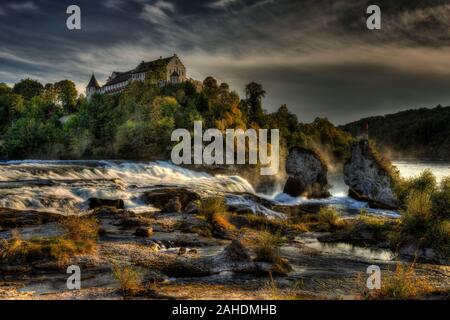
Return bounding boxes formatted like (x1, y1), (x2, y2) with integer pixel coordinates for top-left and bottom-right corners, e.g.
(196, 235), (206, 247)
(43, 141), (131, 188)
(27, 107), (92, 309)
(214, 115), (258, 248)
(283, 147), (330, 198)
(344, 140), (399, 209)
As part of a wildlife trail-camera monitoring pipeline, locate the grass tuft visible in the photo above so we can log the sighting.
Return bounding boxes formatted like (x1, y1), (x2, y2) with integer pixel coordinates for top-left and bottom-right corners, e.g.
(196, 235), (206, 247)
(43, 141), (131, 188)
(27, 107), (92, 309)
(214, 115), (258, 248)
(112, 263), (143, 295)
(317, 207), (341, 231)
(365, 264), (433, 300)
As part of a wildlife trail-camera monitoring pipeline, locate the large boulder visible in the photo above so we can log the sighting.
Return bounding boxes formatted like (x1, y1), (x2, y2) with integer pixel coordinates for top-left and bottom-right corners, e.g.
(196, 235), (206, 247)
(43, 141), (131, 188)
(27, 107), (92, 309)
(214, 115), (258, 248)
(283, 147), (330, 198)
(0, 209), (62, 230)
(343, 140), (399, 209)
(140, 188), (200, 211)
(88, 198), (125, 210)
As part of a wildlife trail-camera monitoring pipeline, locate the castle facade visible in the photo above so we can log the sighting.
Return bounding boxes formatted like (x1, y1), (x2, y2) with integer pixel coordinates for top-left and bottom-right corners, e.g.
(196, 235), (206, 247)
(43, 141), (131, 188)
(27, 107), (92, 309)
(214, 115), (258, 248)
(86, 54), (187, 99)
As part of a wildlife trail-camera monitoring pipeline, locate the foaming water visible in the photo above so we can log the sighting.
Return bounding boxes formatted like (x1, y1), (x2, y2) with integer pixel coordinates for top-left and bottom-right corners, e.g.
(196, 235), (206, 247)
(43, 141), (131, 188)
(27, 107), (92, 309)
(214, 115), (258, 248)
(0, 160), (255, 215)
(0, 159), (447, 218)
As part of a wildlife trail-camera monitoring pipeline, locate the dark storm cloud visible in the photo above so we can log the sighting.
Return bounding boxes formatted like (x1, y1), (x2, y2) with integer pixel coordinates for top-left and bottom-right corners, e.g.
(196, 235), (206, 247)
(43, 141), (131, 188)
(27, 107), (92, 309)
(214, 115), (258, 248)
(0, 0), (449, 124)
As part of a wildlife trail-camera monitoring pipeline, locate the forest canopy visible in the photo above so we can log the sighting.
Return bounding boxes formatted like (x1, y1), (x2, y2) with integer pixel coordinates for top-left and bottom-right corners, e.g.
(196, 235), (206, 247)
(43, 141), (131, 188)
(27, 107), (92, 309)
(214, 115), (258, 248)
(0, 77), (353, 162)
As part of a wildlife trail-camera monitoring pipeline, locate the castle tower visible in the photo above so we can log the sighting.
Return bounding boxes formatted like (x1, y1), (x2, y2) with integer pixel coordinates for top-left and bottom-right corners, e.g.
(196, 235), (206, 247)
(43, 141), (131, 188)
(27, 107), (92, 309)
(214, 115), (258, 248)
(86, 74), (100, 100)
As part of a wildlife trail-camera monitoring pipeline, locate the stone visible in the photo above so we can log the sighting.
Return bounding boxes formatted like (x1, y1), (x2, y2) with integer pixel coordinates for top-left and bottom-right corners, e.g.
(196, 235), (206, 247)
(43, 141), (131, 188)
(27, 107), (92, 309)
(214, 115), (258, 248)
(134, 227), (154, 237)
(178, 247), (187, 255)
(162, 197), (182, 213)
(214, 240), (252, 265)
(283, 147), (330, 198)
(343, 140), (399, 209)
(140, 188), (200, 211)
(184, 202), (199, 214)
(0, 209), (61, 230)
(88, 198), (125, 210)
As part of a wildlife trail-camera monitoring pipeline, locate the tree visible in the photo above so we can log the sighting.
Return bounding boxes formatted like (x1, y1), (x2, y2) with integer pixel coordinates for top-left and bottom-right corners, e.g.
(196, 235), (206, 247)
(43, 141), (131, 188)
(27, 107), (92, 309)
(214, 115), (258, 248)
(245, 82), (266, 123)
(0, 83), (12, 95)
(0, 93), (25, 133)
(203, 77), (219, 99)
(13, 79), (44, 100)
(54, 80), (78, 113)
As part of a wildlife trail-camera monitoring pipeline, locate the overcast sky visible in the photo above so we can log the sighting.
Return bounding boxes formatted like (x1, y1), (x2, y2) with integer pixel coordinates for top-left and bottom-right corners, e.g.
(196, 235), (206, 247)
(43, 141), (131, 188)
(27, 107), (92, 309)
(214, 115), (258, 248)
(0, 0), (449, 124)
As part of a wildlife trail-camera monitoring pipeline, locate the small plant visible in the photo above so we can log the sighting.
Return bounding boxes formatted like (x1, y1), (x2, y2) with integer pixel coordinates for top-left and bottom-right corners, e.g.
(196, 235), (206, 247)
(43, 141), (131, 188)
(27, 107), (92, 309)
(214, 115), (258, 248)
(317, 207), (341, 231)
(199, 197), (227, 222)
(60, 215), (99, 242)
(1, 217), (99, 267)
(254, 231), (283, 263)
(211, 212), (235, 231)
(112, 263), (142, 295)
(365, 264), (432, 300)
(266, 272), (302, 300)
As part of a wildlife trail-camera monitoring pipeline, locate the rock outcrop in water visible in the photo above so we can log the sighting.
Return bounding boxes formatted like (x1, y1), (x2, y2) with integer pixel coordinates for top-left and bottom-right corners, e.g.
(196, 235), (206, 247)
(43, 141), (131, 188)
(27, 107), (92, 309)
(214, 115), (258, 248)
(283, 147), (330, 198)
(140, 188), (201, 211)
(343, 140), (399, 209)
(88, 198), (125, 210)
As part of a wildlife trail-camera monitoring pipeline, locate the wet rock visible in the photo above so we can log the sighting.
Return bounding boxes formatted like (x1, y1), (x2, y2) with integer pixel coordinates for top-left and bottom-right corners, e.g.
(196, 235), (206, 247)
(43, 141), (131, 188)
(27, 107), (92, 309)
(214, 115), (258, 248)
(88, 206), (128, 219)
(399, 244), (448, 264)
(215, 240), (252, 264)
(116, 215), (153, 228)
(343, 140), (399, 209)
(140, 188), (201, 211)
(162, 197), (182, 213)
(148, 242), (162, 251)
(211, 225), (234, 240)
(88, 198), (125, 210)
(226, 194), (286, 219)
(188, 249), (198, 255)
(178, 215), (212, 237)
(254, 260), (293, 277)
(184, 202), (199, 215)
(0, 209), (61, 230)
(178, 247), (187, 255)
(134, 227), (154, 237)
(161, 260), (213, 277)
(283, 147), (330, 198)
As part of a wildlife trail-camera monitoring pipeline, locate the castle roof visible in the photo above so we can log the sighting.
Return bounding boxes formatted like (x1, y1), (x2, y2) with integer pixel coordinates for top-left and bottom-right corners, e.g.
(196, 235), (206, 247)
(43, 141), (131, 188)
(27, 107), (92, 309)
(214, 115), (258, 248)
(87, 74), (100, 89)
(103, 55), (175, 87)
(105, 72), (132, 86)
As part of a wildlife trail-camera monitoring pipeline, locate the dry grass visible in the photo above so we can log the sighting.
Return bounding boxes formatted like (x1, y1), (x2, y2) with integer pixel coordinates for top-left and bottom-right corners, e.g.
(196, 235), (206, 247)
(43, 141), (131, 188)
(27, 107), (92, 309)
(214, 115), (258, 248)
(253, 231), (283, 263)
(60, 215), (99, 241)
(198, 197), (227, 221)
(112, 263), (142, 295)
(317, 207), (341, 231)
(266, 273), (304, 300)
(1, 216), (99, 267)
(211, 212), (235, 231)
(365, 264), (433, 300)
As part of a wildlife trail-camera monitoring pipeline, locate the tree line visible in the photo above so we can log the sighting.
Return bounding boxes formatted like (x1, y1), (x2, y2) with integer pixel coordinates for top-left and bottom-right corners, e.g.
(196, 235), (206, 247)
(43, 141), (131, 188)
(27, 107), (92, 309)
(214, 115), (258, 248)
(0, 76), (353, 163)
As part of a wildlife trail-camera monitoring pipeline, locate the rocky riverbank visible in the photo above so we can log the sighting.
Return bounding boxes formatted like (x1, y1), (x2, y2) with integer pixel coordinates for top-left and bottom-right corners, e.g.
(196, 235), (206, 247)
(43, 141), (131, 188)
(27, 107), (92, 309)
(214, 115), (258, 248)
(1, 190), (448, 300)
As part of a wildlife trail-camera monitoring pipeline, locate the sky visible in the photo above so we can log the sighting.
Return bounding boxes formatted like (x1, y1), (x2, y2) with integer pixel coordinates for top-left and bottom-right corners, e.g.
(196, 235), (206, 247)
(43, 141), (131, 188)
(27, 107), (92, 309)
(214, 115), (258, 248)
(0, 0), (449, 124)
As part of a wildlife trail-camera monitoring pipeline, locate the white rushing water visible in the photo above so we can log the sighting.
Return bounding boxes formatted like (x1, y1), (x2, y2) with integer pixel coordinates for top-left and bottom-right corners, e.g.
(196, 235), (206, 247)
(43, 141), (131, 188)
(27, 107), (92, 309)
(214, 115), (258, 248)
(0, 160), (448, 217)
(0, 160), (254, 215)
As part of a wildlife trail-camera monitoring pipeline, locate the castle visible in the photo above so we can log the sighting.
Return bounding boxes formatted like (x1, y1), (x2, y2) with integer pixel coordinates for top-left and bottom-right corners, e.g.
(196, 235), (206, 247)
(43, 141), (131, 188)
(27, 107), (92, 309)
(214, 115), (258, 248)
(86, 54), (187, 99)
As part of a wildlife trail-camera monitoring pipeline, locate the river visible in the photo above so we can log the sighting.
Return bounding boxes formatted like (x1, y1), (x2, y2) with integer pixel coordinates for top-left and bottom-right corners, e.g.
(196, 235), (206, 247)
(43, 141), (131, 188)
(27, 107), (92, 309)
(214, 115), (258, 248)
(0, 160), (448, 218)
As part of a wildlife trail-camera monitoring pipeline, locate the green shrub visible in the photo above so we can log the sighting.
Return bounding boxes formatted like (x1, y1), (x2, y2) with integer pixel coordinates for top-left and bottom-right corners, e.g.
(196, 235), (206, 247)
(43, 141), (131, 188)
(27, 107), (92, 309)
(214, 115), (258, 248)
(398, 174), (450, 256)
(199, 197), (227, 222)
(317, 207), (341, 231)
(112, 263), (142, 294)
(366, 264), (432, 300)
(402, 191), (433, 235)
(254, 231), (283, 263)
(396, 170), (437, 205)
(431, 177), (450, 219)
